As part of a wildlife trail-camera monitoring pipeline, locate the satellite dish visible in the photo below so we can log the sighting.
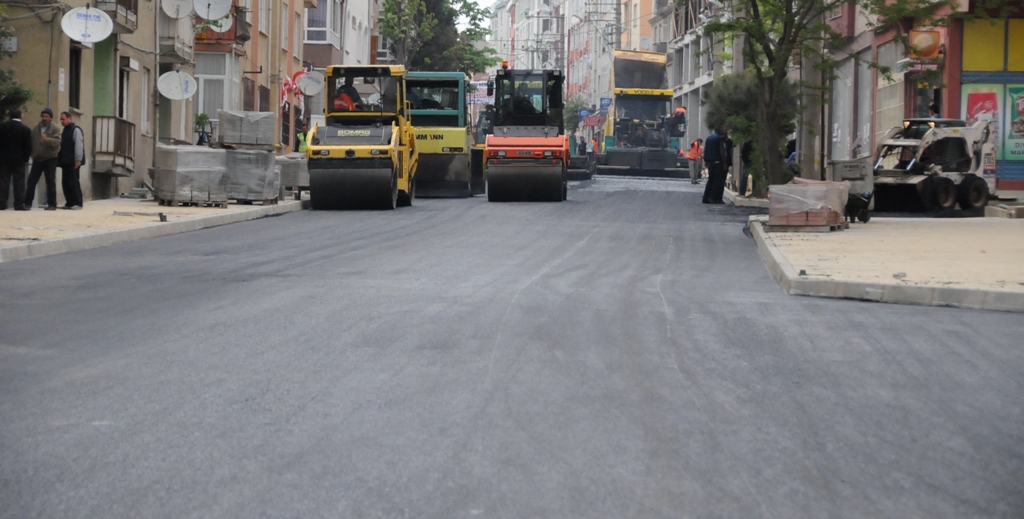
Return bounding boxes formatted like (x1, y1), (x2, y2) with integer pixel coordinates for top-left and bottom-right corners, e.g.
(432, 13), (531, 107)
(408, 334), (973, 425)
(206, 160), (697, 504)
(640, 36), (653, 50)
(157, 70), (198, 100)
(296, 71), (325, 96)
(193, 0), (232, 22)
(161, 0), (193, 19)
(61, 6), (114, 44)
(209, 14), (233, 33)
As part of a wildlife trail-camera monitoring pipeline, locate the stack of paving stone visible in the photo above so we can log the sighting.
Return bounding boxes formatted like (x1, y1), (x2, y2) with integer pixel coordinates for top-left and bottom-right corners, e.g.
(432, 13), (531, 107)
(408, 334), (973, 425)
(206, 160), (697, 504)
(153, 145), (228, 205)
(222, 149), (280, 202)
(277, 153), (309, 196)
(216, 111), (275, 149)
(768, 180), (849, 228)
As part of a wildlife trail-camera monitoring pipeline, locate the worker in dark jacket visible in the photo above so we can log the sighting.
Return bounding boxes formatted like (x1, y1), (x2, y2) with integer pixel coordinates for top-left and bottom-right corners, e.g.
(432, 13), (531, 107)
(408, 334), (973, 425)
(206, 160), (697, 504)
(0, 109), (33, 210)
(58, 111), (85, 209)
(25, 108), (62, 210)
(702, 129), (729, 204)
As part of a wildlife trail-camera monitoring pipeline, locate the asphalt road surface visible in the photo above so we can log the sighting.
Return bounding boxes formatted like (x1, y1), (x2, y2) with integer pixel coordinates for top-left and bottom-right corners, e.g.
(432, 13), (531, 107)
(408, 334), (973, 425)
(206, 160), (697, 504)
(2, 177), (1022, 518)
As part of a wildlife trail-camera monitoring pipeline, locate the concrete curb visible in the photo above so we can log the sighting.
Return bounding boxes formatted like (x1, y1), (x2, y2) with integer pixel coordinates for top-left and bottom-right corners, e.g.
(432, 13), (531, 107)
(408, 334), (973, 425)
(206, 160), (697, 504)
(0, 200), (310, 263)
(725, 188), (770, 208)
(747, 215), (1024, 313)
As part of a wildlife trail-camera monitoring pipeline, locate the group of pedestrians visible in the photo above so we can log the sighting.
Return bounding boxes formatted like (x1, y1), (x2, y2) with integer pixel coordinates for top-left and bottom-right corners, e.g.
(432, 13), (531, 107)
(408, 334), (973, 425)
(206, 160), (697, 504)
(0, 108), (85, 211)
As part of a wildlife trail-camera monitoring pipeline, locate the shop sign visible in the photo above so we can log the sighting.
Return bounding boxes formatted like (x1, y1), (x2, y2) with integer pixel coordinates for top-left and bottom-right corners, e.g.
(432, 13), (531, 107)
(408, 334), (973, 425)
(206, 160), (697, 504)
(585, 115), (605, 127)
(1005, 85), (1024, 161)
(961, 84), (1003, 160)
(599, 97), (612, 113)
(579, 109), (591, 121)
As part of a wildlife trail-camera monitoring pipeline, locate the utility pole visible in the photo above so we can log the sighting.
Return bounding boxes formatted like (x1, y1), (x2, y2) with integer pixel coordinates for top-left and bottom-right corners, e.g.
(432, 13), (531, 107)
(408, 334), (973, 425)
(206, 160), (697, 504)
(614, 0), (622, 49)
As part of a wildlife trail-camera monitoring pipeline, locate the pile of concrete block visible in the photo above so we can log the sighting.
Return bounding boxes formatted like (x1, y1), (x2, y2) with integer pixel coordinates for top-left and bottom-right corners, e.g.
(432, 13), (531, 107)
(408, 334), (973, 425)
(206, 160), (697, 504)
(154, 145), (227, 203)
(768, 180), (849, 228)
(217, 111), (275, 148)
(277, 153), (309, 190)
(222, 149), (280, 202)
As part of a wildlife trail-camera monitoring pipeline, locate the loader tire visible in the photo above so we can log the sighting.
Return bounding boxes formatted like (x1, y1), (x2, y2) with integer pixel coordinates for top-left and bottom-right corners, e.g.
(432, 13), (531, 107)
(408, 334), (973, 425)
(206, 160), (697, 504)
(932, 177), (957, 211)
(956, 175), (988, 210)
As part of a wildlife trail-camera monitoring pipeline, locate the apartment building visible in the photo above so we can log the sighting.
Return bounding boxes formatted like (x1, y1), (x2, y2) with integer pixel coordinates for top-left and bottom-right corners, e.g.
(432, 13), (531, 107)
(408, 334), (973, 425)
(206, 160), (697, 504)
(3, 0), (318, 203)
(5, 0), (170, 203)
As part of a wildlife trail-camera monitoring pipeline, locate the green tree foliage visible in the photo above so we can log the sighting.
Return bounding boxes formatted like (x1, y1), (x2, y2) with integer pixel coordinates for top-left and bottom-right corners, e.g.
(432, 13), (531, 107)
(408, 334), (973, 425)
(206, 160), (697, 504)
(701, 0), (957, 190)
(0, 6), (34, 120)
(379, 0), (438, 66)
(702, 72), (797, 187)
(563, 95), (588, 135)
(406, 0), (500, 75)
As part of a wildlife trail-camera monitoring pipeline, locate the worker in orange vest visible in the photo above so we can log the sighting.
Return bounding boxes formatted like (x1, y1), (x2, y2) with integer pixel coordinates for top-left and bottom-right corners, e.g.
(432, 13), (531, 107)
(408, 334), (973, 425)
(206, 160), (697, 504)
(685, 138), (703, 184)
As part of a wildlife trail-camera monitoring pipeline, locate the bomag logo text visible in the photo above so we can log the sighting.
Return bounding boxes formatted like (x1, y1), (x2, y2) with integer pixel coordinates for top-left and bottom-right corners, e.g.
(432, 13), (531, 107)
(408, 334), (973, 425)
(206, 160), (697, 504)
(336, 129), (372, 136)
(415, 134), (445, 140)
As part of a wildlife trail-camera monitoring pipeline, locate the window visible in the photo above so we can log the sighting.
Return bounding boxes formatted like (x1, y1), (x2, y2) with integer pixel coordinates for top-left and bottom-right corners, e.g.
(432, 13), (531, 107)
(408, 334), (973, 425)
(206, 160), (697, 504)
(281, 102), (291, 144)
(282, 2), (289, 49)
(195, 53), (229, 121)
(305, 1), (327, 41)
(259, 85), (271, 111)
(69, 47), (82, 109)
(294, 13), (301, 56)
(141, 68), (150, 134)
(118, 68), (129, 119)
(242, 0), (251, 23)
(259, 0), (268, 33)
(242, 77), (256, 110)
(331, 0), (340, 34)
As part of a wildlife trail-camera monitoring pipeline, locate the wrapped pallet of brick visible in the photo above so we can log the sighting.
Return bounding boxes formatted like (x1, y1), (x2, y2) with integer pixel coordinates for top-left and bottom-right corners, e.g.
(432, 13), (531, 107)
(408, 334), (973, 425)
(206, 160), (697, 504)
(153, 145), (228, 203)
(217, 111), (276, 147)
(222, 149), (280, 202)
(276, 153), (309, 191)
(768, 179), (849, 227)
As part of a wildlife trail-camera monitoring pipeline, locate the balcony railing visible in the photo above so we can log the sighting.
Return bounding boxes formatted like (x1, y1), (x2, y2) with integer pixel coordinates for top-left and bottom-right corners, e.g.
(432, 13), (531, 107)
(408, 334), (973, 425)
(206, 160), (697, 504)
(96, 0), (138, 32)
(93, 116), (135, 177)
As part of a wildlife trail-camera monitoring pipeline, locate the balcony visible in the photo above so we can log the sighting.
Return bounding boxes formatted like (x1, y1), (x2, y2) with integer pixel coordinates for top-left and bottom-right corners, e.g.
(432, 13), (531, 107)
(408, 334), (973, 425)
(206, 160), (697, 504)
(159, 11), (194, 63)
(95, 0), (138, 33)
(93, 116), (135, 177)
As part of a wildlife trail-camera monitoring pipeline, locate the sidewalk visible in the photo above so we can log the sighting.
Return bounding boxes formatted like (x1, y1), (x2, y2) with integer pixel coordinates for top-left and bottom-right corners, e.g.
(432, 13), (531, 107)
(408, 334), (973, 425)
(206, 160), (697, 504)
(1, 197), (308, 263)
(748, 215), (1024, 312)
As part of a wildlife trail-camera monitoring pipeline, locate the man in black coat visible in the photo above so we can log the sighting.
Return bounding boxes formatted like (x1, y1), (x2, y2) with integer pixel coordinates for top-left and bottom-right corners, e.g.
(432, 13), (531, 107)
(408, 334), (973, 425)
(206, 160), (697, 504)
(58, 111), (85, 209)
(0, 109), (33, 210)
(702, 129), (730, 204)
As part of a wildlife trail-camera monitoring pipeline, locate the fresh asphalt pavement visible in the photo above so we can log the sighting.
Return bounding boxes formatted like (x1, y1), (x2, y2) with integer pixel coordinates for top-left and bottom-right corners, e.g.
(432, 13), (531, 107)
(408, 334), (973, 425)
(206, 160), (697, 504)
(1, 177), (1022, 518)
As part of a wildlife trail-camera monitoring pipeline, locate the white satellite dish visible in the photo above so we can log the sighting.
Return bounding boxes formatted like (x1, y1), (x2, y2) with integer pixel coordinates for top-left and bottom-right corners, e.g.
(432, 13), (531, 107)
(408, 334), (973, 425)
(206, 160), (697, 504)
(640, 35), (653, 50)
(157, 70), (198, 100)
(61, 6), (114, 44)
(209, 14), (233, 33)
(161, 0), (193, 19)
(296, 71), (325, 96)
(193, 0), (232, 22)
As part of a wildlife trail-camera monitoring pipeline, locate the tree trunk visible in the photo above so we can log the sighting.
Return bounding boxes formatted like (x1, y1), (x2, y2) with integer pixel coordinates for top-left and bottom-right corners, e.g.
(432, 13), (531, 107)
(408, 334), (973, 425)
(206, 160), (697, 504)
(755, 77), (783, 197)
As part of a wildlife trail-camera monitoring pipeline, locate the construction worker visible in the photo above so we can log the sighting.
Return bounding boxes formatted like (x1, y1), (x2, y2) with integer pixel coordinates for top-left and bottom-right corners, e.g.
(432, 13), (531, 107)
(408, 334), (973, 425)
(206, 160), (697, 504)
(295, 121), (309, 153)
(685, 138), (703, 184)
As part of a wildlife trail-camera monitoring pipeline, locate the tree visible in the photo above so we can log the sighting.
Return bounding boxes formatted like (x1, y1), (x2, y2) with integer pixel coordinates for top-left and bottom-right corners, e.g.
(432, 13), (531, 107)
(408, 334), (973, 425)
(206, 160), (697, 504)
(0, 6), (34, 120)
(701, 0), (957, 191)
(410, 0), (460, 70)
(564, 95), (588, 135)
(702, 71), (798, 188)
(378, 0), (438, 67)
(410, 0), (500, 75)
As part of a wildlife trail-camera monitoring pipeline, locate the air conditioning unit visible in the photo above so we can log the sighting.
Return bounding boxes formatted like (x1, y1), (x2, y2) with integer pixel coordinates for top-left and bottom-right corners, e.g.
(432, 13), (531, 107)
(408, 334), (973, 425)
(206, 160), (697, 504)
(653, 42), (668, 53)
(376, 49), (393, 62)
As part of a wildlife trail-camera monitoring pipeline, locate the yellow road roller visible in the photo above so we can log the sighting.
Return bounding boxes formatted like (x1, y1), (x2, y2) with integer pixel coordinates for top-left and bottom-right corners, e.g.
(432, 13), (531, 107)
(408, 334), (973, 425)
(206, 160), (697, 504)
(484, 64), (568, 202)
(307, 65), (418, 210)
(407, 71), (473, 197)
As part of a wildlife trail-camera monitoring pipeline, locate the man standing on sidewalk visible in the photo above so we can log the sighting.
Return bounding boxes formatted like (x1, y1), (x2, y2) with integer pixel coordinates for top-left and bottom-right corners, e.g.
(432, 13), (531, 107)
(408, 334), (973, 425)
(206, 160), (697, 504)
(58, 111), (85, 210)
(0, 109), (33, 211)
(702, 129), (728, 204)
(24, 108), (62, 210)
